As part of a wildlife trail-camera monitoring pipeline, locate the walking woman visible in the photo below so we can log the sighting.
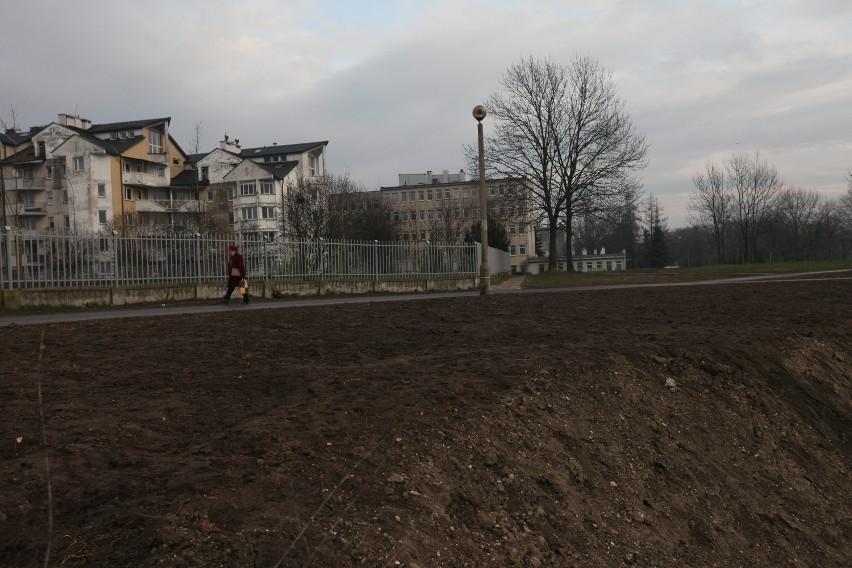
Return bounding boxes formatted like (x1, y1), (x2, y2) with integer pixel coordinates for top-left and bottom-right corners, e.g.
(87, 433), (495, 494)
(221, 244), (249, 304)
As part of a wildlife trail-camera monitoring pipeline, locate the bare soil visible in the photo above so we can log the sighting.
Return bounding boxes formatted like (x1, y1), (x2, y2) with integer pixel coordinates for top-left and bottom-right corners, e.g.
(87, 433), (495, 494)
(1, 274), (850, 567)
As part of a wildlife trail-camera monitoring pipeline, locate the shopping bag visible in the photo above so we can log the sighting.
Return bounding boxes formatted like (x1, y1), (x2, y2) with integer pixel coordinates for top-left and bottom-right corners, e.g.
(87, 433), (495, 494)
(239, 278), (248, 296)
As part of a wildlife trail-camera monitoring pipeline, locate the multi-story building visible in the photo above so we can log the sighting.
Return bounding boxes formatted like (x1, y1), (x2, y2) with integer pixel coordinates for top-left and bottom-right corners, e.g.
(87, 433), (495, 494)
(186, 136), (329, 240)
(378, 171), (536, 273)
(2, 115), (329, 240)
(0, 114), (189, 233)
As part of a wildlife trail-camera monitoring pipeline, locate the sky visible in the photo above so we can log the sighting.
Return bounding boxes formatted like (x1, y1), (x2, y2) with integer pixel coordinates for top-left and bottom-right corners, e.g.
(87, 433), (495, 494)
(2, 0), (850, 227)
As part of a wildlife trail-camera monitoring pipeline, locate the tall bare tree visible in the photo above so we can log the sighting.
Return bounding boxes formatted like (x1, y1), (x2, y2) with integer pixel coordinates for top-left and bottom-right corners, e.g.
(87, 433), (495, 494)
(283, 172), (362, 240)
(474, 55), (647, 269)
(727, 151), (783, 263)
(689, 161), (731, 263)
(775, 186), (821, 261)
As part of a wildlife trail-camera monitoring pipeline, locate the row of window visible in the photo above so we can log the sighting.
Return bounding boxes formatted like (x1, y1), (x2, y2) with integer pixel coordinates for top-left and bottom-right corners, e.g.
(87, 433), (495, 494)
(383, 184), (521, 205)
(230, 206), (276, 222)
(237, 181), (275, 197)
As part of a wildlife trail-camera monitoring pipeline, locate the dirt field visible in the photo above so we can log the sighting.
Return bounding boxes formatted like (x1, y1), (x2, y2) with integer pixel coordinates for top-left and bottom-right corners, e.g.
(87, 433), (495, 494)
(1, 273), (850, 567)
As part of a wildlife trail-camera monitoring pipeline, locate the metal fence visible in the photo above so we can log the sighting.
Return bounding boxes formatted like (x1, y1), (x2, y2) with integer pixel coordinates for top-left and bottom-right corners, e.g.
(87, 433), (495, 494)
(0, 230), (500, 289)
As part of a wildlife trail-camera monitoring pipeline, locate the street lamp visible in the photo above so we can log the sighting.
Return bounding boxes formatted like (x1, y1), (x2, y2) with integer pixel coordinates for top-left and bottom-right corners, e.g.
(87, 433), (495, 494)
(473, 105), (490, 295)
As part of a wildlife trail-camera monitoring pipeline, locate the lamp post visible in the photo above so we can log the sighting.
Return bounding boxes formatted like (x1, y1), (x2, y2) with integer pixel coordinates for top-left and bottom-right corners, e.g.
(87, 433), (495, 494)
(473, 105), (490, 295)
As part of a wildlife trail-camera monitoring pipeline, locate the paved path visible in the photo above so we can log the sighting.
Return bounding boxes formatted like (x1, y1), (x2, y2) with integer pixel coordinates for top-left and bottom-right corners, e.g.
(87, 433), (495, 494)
(0, 270), (848, 328)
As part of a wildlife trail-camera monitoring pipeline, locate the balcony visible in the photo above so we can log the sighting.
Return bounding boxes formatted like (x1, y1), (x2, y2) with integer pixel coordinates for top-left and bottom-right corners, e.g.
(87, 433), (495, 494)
(135, 199), (207, 213)
(122, 172), (170, 187)
(19, 203), (48, 216)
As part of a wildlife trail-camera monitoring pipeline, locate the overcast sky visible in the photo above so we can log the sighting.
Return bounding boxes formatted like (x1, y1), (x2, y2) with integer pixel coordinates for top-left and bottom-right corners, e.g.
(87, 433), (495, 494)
(3, 0), (850, 227)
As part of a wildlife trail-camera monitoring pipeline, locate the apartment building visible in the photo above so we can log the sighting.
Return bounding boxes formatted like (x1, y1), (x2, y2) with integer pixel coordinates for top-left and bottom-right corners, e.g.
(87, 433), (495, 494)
(0, 114), (188, 233)
(378, 171), (536, 273)
(2, 114), (328, 240)
(186, 136), (329, 240)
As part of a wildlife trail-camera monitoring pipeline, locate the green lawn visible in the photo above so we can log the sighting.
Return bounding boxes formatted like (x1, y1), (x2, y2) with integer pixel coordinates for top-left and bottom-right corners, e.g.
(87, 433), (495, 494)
(521, 260), (852, 288)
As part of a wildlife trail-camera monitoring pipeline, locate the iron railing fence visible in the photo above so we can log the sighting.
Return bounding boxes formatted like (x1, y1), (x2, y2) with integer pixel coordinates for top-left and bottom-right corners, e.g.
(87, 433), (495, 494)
(0, 230), (495, 289)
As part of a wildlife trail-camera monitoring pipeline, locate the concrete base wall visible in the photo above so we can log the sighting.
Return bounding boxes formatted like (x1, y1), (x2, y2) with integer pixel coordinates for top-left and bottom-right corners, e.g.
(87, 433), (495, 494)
(1, 278), (479, 308)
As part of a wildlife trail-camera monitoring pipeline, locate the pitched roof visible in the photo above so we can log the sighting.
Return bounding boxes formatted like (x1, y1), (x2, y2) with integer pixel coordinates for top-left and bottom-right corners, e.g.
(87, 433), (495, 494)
(170, 169), (201, 187)
(241, 141), (327, 158)
(0, 145), (40, 165)
(85, 117), (171, 134)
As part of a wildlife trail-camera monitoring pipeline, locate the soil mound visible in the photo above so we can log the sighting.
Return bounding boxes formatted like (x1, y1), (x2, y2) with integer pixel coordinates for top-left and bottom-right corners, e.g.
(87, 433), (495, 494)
(1, 277), (850, 567)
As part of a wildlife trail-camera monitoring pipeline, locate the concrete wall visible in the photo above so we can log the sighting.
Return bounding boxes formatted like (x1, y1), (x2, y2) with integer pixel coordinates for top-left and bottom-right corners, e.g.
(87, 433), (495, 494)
(0, 277), (479, 309)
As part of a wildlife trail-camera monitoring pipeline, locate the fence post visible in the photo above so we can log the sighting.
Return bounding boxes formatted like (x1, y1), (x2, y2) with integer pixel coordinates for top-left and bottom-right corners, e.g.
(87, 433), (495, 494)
(2, 231), (10, 289)
(374, 240), (379, 281)
(194, 233), (202, 287)
(111, 231), (119, 289)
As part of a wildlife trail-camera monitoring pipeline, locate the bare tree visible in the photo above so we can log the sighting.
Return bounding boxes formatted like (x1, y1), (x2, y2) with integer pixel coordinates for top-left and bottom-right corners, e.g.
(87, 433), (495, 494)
(474, 55), (647, 270)
(474, 56), (566, 268)
(553, 56), (648, 268)
(727, 151), (783, 263)
(283, 172), (362, 240)
(775, 186), (821, 261)
(841, 172), (852, 228)
(689, 161), (730, 262)
(188, 121), (204, 155)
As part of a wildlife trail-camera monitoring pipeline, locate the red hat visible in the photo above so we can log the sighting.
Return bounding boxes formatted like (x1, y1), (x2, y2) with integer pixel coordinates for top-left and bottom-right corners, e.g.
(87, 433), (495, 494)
(228, 244), (238, 251)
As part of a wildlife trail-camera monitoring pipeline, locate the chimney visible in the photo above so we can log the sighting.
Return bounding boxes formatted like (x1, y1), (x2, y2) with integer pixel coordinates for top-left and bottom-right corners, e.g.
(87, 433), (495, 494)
(442, 170), (449, 183)
(219, 134), (241, 154)
(459, 169), (467, 182)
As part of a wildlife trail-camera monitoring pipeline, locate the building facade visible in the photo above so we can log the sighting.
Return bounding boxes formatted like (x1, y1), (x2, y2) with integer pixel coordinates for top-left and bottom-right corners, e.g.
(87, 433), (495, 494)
(1, 114), (328, 240)
(378, 172), (536, 273)
(186, 136), (329, 240)
(0, 114), (189, 233)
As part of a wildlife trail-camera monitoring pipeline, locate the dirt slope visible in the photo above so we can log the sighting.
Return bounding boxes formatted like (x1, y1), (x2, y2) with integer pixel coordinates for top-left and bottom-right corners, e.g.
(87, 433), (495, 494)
(1, 276), (850, 567)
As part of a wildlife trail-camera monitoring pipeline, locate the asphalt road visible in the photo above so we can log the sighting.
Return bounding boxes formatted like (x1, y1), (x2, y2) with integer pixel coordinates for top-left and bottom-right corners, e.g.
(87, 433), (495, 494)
(0, 271), (848, 328)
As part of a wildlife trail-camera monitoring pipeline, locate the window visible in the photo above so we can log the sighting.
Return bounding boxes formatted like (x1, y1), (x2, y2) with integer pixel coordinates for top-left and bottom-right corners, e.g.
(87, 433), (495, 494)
(228, 212), (235, 224)
(472, 188), (478, 197)
(444, 190), (451, 199)
(46, 192), (53, 205)
(489, 186), (496, 197)
(401, 192), (407, 202)
(201, 166), (209, 180)
(419, 210), (425, 221)
(519, 245), (526, 256)
(228, 187), (235, 201)
(97, 210), (107, 224)
(240, 181), (256, 196)
(428, 210), (434, 220)
(48, 217), (55, 230)
(124, 187), (132, 200)
(125, 213), (134, 226)
(241, 207), (257, 220)
(510, 246), (516, 256)
(261, 181), (274, 195)
(62, 191), (69, 204)
(20, 168), (34, 181)
(462, 189), (469, 198)
(158, 165), (165, 177)
(309, 155), (317, 176)
(519, 223), (526, 234)
(46, 166), (53, 179)
(97, 183), (106, 197)
(173, 158), (180, 167)
(73, 157), (84, 172)
(99, 238), (110, 252)
(392, 193), (399, 203)
(261, 206), (275, 219)
(207, 191), (214, 202)
(409, 191), (415, 201)
(64, 216), (70, 229)
(427, 190), (433, 200)
(509, 225), (516, 235)
(149, 131), (163, 154)
(419, 190), (425, 201)
(124, 162), (131, 173)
